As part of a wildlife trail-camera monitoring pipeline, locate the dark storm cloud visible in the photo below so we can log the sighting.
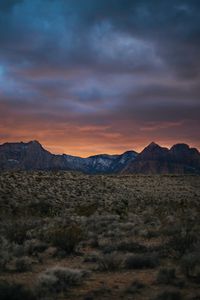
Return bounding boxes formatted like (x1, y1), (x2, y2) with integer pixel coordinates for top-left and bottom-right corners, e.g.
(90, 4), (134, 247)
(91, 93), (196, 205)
(0, 0), (199, 154)
(0, 0), (198, 74)
(0, 0), (24, 12)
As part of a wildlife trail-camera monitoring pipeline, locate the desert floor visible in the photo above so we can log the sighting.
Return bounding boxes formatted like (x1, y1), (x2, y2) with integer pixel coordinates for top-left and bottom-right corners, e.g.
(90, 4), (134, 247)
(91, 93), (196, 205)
(0, 172), (200, 300)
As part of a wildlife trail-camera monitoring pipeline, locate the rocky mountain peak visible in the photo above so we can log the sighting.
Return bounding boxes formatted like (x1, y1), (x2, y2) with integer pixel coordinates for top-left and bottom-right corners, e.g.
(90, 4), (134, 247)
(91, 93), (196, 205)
(170, 143), (190, 152)
(148, 141), (160, 148)
(0, 140), (199, 174)
(28, 140), (41, 146)
(138, 142), (168, 161)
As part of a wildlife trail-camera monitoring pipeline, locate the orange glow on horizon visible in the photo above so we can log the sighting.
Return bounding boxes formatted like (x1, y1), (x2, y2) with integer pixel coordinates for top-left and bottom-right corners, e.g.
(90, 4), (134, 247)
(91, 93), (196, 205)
(0, 117), (199, 157)
(45, 141), (200, 157)
(0, 135), (199, 158)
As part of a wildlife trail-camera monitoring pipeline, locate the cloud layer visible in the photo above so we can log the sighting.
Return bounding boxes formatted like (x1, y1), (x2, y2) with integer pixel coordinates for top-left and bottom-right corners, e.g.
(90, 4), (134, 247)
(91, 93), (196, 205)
(0, 0), (199, 156)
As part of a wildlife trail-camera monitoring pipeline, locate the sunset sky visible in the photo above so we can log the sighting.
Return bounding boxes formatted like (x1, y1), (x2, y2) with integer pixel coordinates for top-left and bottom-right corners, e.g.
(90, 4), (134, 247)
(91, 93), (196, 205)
(0, 0), (199, 156)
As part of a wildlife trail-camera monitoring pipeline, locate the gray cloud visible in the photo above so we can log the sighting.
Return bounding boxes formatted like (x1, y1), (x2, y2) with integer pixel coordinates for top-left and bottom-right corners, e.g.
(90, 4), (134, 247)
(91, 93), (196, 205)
(0, 0), (200, 153)
(0, 0), (24, 12)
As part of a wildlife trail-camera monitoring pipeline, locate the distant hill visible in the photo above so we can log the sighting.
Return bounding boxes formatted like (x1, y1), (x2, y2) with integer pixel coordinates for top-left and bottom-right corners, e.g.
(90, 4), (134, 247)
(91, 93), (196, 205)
(0, 141), (137, 174)
(121, 142), (200, 174)
(0, 140), (199, 174)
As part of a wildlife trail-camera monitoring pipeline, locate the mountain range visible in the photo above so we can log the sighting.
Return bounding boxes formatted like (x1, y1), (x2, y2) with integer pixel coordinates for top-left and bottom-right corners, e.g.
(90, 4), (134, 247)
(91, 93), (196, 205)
(0, 140), (200, 174)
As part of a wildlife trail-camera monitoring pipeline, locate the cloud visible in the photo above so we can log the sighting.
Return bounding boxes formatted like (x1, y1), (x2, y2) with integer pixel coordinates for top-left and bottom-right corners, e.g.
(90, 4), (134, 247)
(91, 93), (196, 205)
(0, 0), (199, 154)
(0, 0), (24, 12)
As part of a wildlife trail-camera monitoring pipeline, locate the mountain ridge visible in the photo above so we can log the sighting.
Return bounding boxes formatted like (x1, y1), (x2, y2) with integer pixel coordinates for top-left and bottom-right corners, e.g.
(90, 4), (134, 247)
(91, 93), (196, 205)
(0, 141), (199, 174)
(122, 142), (200, 174)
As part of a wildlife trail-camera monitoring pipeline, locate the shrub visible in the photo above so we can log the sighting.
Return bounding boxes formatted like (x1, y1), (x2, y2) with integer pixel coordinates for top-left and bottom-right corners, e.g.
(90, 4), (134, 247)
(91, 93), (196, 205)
(24, 239), (47, 255)
(84, 252), (99, 263)
(101, 244), (117, 254)
(6, 221), (33, 245)
(75, 204), (97, 217)
(36, 266), (89, 296)
(12, 243), (25, 257)
(181, 252), (200, 282)
(145, 229), (160, 238)
(168, 229), (198, 257)
(28, 200), (55, 217)
(117, 240), (147, 253)
(48, 225), (84, 254)
(0, 281), (35, 300)
(124, 253), (159, 269)
(97, 253), (123, 271)
(156, 268), (176, 284)
(15, 256), (32, 273)
(154, 290), (182, 300)
(0, 237), (11, 271)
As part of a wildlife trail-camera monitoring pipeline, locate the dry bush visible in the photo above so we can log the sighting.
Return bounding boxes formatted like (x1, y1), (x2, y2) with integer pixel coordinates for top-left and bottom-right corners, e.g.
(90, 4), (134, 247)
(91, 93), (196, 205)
(99, 239), (149, 254)
(15, 256), (33, 273)
(27, 201), (53, 217)
(35, 266), (89, 296)
(168, 228), (198, 257)
(156, 268), (176, 284)
(97, 253), (123, 271)
(47, 224), (84, 254)
(5, 220), (35, 245)
(181, 252), (200, 282)
(124, 253), (159, 269)
(116, 240), (148, 253)
(154, 290), (182, 300)
(0, 173), (199, 299)
(84, 252), (99, 263)
(0, 237), (12, 272)
(75, 203), (97, 217)
(24, 239), (47, 255)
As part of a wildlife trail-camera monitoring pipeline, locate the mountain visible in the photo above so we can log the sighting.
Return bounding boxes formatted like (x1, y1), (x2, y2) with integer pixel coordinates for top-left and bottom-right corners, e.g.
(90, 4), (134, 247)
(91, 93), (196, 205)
(170, 144), (200, 167)
(0, 140), (199, 174)
(0, 141), (53, 171)
(121, 142), (200, 174)
(0, 141), (137, 174)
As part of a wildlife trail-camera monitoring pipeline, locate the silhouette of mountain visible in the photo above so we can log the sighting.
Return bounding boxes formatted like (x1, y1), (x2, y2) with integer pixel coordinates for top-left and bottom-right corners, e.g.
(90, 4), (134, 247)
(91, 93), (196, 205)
(0, 141), (199, 174)
(0, 141), (137, 174)
(122, 142), (200, 174)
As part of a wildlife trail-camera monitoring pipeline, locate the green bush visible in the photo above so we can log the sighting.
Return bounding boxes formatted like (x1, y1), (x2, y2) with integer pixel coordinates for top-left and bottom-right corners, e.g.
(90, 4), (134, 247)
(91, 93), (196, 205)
(48, 224), (84, 254)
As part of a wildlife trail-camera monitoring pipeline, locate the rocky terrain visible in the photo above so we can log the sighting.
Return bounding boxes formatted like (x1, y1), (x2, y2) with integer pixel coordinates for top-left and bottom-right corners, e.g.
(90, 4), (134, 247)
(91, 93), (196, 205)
(122, 142), (200, 174)
(0, 141), (137, 174)
(0, 141), (200, 174)
(0, 172), (200, 300)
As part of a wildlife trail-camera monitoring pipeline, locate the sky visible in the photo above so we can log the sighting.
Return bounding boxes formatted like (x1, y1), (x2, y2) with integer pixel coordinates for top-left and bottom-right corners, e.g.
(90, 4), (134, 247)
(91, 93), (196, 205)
(0, 0), (199, 156)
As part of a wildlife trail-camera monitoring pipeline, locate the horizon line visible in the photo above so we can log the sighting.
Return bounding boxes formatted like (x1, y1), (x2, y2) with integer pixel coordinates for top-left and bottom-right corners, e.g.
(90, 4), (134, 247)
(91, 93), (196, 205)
(0, 139), (199, 158)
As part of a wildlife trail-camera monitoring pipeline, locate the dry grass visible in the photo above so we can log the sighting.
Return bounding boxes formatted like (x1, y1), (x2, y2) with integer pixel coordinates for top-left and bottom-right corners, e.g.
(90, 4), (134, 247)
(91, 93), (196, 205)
(0, 171), (200, 299)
